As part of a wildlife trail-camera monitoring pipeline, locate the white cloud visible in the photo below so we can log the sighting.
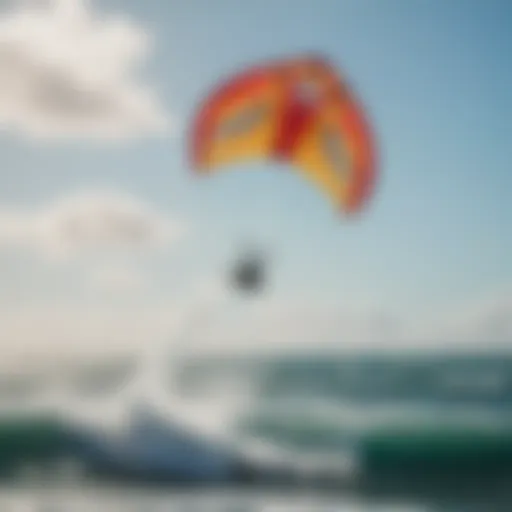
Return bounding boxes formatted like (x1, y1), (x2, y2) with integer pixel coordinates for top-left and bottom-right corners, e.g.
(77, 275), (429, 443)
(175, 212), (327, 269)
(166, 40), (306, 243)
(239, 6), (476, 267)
(190, 291), (512, 356)
(0, 0), (170, 139)
(0, 301), (181, 361)
(431, 286), (512, 346)
(88, 264), (148, 294)
(0, 275), (509, 370)
(192, 304), (402, 355)
(0, 189), (184, 260)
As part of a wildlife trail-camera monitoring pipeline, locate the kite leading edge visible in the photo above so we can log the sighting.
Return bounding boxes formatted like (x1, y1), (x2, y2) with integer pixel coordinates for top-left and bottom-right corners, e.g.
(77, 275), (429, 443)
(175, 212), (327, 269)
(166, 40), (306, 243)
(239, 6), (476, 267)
(188, 54), (377, 215)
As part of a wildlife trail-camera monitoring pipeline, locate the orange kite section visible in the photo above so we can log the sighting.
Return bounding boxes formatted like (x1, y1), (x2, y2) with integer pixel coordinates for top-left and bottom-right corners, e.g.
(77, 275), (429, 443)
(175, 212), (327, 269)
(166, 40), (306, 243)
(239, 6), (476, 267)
(189, 54), (377, 215)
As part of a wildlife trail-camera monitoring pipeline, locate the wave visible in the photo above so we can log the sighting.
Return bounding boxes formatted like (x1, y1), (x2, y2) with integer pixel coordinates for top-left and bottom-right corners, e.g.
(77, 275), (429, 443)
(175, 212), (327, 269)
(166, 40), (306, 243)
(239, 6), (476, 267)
(0, 278), (512, 481)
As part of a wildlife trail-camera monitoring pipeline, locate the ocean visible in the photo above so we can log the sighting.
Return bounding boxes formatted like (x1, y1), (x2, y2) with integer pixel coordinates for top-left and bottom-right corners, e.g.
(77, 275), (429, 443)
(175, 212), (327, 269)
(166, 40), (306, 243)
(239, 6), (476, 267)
(0, 351), (511, 510)
(1, 485), (511, 512)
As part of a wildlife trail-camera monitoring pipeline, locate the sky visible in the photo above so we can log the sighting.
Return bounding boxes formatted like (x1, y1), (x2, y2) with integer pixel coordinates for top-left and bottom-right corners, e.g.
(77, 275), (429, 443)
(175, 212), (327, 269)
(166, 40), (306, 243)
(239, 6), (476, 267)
(0, 0), (510, 364)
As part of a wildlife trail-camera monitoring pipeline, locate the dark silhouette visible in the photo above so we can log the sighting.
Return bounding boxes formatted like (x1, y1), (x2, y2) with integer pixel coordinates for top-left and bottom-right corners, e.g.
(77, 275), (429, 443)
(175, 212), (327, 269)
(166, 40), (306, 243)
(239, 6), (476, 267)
(230, 250), (266, 294)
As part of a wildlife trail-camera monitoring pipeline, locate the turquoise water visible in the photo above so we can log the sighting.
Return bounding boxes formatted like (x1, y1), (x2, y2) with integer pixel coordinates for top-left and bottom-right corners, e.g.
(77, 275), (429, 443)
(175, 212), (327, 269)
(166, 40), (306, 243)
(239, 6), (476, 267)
(178, 352), (512, 482)
(179, 352), (512, 438)
(0, 352), (511, 510)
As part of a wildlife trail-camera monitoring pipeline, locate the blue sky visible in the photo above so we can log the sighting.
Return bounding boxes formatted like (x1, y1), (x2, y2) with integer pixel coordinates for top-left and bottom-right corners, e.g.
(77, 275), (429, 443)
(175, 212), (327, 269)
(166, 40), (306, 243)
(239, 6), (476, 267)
(143, 0), (512, 311)
(0, 0), (510, 356)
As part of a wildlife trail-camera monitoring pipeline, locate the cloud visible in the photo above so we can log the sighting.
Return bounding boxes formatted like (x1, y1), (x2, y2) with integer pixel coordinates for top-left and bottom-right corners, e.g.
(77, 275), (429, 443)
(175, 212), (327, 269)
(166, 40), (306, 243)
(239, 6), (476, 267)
(0, 0), (170, 139)
(0, 301), (180, 360)
(191, 301), (406, 355)
(191, 291), (512, 356)
(432, 286), (512, 346)
(88, 264), (148, 295)
(0, 275), (510, 370)
(0, 189), (184, 260)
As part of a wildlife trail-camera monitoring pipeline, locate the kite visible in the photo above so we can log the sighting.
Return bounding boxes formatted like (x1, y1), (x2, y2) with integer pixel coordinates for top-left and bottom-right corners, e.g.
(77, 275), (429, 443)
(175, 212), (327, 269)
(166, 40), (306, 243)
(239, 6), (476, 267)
(188, 54), (377, 215)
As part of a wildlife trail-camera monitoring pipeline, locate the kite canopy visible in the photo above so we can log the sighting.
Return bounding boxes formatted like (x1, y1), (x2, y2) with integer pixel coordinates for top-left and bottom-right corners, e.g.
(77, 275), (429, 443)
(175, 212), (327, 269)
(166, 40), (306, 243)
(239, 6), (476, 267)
(188, 54), (377, 215)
